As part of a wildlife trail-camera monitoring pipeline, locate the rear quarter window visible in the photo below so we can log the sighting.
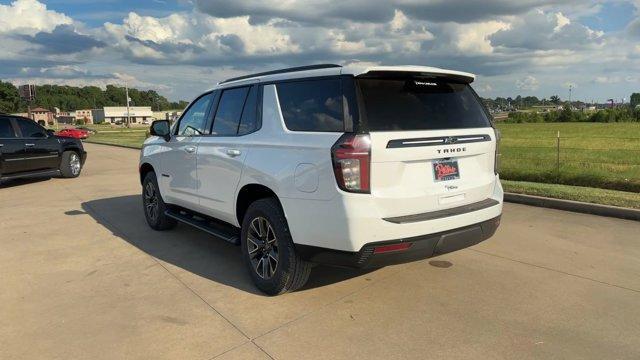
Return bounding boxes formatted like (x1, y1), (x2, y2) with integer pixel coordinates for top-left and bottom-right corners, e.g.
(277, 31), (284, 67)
(276, 78), (344, 132)
(358, 78), (491, 131)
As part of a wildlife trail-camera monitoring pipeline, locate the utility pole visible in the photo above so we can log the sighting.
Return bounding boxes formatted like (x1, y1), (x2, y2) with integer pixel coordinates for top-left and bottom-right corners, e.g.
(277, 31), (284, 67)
(568, 85), (572, 109)
(125, 83), (131, 128)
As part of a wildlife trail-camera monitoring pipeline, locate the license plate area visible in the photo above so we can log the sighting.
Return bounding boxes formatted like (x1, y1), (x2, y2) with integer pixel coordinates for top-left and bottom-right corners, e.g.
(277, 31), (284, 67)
(433, 159), (460, 182)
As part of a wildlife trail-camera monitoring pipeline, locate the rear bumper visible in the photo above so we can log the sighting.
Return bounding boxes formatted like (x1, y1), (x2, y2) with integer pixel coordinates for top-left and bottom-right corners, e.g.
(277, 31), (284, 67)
(296, 216), (501, 268)
(282, 175), (504, 252)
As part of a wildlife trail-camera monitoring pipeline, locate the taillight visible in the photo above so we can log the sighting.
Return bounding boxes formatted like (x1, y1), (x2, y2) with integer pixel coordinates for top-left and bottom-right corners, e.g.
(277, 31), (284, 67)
(494, 128), (501, 174)
(331, 133), (371, 193)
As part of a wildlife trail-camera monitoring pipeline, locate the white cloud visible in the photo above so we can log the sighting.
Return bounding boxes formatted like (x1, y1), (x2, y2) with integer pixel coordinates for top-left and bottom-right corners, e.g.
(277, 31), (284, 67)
(452, 20), (510, 55)
(554, 12), (570, 32)
(516, 75), (539, 90)
(490, 9), (604, 51)
(0, 0), (72, 35)
(594, 76), (621, 84)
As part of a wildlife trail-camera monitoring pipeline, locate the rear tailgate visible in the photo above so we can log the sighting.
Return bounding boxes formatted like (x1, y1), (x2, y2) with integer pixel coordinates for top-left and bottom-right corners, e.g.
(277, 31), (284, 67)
(356, 76), (498, 219)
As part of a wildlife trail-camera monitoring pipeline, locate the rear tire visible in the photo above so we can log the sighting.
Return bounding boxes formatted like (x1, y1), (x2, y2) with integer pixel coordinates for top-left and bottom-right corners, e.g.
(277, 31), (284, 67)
(59, 151), (82, 178)
(142, 172), (177, 231)
(241, 198), (311, 295)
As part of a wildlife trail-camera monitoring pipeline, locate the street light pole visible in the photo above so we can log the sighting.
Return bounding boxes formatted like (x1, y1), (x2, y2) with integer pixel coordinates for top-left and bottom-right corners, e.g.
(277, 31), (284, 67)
(125, 83), (131, 128)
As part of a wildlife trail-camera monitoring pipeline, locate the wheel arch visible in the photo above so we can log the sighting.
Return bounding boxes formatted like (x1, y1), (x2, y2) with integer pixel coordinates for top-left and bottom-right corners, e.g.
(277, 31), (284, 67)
(139, 162), (155, 185)
(236, 183), (284, 226)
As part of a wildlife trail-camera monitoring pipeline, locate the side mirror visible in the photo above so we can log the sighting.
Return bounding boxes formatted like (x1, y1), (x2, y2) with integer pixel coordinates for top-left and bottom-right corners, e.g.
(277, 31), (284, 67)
(149, 120), (171, 141)
(46, 129), (56, 136)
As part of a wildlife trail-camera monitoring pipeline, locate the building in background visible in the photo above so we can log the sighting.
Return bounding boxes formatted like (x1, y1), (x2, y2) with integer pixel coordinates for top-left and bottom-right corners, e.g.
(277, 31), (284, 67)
(92, 109), (105, 124)
(30, 107), (55, 126)
(153, 110), (183, 122)
(103, 106), (153, 124)
(75, 109), (94, 124)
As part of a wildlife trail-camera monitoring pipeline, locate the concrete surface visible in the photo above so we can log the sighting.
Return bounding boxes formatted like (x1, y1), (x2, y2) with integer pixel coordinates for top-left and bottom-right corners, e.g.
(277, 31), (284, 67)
(1, 143), (639, 360)
(504, 192), (640, 221)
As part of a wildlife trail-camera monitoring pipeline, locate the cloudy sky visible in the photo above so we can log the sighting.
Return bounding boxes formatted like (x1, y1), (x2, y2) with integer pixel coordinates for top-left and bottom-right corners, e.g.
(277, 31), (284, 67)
(1, 0), (639, 102)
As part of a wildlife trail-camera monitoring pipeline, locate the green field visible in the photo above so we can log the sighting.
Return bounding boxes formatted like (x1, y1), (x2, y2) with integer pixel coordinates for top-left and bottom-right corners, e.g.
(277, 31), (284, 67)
(496, 122), (640, 192)
(85, 128), (148, 148)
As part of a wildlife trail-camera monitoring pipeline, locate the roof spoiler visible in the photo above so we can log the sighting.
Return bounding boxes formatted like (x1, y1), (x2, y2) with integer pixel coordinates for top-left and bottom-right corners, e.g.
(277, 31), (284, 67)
(356, 70), (475, 84)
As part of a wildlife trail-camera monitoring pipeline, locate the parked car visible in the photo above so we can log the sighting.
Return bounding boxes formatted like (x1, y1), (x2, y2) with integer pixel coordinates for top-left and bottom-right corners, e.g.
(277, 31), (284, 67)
(76, 126), (98, 134)
(139, 64), (503, 295)
(56, 128), (89, 139)
(0, 115), (87, 183)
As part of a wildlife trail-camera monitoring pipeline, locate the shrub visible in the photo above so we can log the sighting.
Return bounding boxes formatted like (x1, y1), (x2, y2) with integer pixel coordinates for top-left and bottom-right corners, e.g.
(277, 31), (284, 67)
(499, 107), (638, 123)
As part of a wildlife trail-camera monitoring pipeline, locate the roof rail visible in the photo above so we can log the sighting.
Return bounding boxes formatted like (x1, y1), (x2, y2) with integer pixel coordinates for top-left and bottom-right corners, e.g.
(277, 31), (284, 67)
(220, 64), (342, 84)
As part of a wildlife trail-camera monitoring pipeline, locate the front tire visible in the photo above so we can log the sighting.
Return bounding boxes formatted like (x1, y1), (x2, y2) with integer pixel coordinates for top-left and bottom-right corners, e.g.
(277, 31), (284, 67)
(142, 172), (177, 231)
(241, 198), (311, 295)
(59, 151), (82, 178)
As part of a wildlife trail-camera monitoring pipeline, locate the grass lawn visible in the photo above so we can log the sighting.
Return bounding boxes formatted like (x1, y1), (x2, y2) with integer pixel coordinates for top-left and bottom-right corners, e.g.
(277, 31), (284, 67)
(502, 180), (640, 209)
(85, 128), (147, 148)
(496, 122), (640, 192)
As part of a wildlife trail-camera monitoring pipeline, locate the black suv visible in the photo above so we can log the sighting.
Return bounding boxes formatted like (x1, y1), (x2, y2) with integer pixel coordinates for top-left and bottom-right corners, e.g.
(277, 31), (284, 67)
(0, 115), (87, 183)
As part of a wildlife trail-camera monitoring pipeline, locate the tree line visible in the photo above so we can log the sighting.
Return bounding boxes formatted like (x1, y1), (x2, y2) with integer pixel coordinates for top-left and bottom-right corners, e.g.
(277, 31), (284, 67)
(484, 93), (640, 111)
(504, 105), (640, 123)
(0, 80), (188, 114)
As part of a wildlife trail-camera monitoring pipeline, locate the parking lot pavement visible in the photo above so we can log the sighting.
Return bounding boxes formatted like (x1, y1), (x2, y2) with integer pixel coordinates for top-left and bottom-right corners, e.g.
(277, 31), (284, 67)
(1, 143), (639, 360)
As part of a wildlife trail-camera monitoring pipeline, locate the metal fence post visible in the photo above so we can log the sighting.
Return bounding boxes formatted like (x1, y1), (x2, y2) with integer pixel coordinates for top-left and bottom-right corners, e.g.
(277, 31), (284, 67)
(556, 131), (560, 182)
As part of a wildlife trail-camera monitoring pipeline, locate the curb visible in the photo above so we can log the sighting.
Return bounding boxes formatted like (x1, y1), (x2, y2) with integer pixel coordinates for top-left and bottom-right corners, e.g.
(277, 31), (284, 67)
(504, 192), (640, 221)
(84, 141), (141, 150)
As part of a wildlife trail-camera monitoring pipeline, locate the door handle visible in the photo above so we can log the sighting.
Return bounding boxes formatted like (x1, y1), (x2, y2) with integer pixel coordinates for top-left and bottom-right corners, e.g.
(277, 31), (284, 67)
(226, 149), (242, 157)
(184, 146), (196, 154)
(25, 143), (35, 147)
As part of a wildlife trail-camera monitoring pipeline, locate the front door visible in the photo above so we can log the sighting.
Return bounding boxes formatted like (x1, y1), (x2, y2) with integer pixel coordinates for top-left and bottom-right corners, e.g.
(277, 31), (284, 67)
(158, 92), (214, 209)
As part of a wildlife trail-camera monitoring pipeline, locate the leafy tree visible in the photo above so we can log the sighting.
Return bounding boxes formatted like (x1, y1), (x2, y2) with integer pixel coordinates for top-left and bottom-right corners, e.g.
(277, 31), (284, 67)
(631, 93), (640, 109)
(0, 81), (187, 113)
(0, 81), (20, 113)
(549, 95), (561, 105)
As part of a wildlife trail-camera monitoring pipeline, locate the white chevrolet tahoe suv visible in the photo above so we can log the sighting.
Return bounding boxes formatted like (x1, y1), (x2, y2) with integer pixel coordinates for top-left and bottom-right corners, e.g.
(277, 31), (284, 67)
(139, 64), (503, 295)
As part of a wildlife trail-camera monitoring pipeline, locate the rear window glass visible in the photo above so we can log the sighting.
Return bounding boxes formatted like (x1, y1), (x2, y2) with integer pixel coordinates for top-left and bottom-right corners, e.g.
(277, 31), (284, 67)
(358, 79), (491, 131)
(276, 78), (344, 132)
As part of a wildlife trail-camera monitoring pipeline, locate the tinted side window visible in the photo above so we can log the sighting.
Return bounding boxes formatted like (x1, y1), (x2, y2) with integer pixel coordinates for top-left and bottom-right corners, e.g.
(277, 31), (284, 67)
(178, 93), (213, 136)
(212, 87), (249, 136)
(238, 86), (259, 135)
(0, 119), (16, 138)
(276, 78), (344, 132)
(16, 119), (47, 138)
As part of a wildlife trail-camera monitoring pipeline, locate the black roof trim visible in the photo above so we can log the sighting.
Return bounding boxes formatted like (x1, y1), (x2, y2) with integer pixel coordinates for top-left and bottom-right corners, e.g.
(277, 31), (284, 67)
(220, 64), (342, 84)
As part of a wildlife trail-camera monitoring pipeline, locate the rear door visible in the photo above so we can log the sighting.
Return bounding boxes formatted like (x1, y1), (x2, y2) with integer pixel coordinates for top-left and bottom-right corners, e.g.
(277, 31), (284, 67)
(357, 77), (497, 219)
(0, 118), (26, 176)
(14, 118), (60, 171)
(196, 85), (260, 224)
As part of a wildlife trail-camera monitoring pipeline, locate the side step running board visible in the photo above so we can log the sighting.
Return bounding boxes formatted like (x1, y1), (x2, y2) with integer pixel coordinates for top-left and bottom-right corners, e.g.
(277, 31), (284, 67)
(164, 209), (240, 245)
